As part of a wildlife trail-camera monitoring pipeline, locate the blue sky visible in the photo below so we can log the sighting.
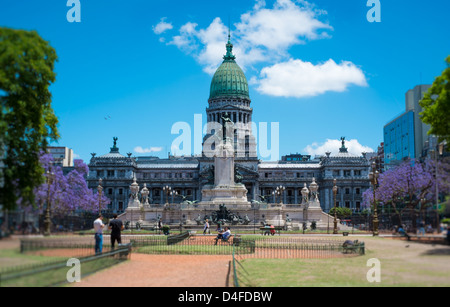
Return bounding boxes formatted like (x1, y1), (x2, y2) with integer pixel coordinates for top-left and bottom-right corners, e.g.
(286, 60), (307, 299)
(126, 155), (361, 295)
(1, 0), (449, 162)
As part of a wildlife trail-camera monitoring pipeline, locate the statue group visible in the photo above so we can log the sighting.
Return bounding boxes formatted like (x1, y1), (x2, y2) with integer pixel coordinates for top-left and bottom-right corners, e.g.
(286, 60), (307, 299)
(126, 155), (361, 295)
(195, 204), (251, 226)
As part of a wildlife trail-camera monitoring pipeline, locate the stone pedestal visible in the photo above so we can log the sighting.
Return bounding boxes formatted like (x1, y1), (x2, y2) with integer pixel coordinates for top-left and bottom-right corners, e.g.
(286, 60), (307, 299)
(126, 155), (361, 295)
(200, 141), (250, 208)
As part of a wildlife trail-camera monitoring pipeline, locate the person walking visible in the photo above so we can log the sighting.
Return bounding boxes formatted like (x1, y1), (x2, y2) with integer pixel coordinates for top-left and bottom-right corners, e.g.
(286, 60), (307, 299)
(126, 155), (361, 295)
(109, 214), (124, 249)
(93, 215), (105, 254)
(203, 219), (210, 235)
(418, 220), (425, 236)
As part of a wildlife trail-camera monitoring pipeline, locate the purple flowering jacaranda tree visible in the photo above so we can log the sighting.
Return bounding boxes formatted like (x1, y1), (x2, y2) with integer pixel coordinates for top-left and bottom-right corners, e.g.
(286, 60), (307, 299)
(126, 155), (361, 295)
(363, 157), (450, 227)
(19, 152), (110, 216)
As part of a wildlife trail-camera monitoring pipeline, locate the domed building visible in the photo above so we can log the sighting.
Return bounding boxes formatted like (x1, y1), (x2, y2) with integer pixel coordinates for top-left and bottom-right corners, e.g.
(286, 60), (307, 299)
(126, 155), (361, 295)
(87, 37), (371, 228)
(203, 35), (256, 159)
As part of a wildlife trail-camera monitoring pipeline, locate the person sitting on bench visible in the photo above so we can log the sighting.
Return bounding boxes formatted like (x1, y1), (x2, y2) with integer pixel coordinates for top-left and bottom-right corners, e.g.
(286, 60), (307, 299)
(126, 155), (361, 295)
(215, 226), (231, 245)
(398, 225), (411, 241)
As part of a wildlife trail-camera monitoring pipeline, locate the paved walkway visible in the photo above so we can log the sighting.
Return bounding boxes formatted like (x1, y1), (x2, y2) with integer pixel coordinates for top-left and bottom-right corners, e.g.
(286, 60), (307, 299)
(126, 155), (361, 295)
(73, 254), (232, 287)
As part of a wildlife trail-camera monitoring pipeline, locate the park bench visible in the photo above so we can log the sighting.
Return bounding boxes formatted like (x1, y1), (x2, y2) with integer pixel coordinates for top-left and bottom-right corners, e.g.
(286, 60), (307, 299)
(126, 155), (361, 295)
(260, 226), (282, 236)
(342, 240), (365, 255)
(214, 234), (235, 246)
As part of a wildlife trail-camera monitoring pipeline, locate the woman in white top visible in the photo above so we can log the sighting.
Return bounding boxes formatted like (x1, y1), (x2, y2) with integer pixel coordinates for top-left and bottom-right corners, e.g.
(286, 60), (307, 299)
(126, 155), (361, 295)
(203, 219), (210, 235)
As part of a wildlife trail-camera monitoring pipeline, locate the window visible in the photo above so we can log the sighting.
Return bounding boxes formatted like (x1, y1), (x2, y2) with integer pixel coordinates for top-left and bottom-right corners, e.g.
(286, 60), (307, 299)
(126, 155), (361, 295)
(97, 170), (104, 178)
(345, 188), (350, 195)
(345, 201), (351, 208)
(333, 170), (340, 177)
(344, 170), (351, 177)
(354, 170), (361, 176)
(108, 188), (113, 195)
(118, 202), (124, 211)
(107, 170), (115, 178)
(355, 188), (361, 195)
(356, 202), (361, 210)
(118, 170), (125, 178)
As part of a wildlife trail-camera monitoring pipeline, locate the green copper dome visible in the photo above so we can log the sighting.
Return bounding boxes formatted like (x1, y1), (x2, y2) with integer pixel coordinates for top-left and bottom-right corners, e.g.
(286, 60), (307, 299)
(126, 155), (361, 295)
(209, 37), (250, 100)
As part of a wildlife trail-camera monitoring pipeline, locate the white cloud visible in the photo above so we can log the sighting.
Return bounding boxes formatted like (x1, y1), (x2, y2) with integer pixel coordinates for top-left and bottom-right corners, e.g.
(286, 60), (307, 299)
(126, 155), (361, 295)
(255, 59), (368, 98)
(235, 0), (332, 51)
(73, 153), (81, 159)
(153, 18), (173, 35)
(134, 146), (164, 154)
(156, 0), (367, 98)
(303, 139), (374, 156)
(161, 0), (333, 75)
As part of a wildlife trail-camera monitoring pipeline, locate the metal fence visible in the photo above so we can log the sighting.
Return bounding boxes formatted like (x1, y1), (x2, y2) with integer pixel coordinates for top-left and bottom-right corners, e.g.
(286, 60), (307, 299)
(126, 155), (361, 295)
(132, 233), (365, 259)
(346, 209), (441, 233)
(1, 243), (131, 287)
(231, 237), (365, 287)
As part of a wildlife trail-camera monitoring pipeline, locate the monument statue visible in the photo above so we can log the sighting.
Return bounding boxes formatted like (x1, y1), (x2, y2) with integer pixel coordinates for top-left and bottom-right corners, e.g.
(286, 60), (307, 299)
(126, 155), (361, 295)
(301, 183), (309, 205)
(141, 183), (150, 208)
(221, 113), (233, 143)
(234, 166), (244, 183)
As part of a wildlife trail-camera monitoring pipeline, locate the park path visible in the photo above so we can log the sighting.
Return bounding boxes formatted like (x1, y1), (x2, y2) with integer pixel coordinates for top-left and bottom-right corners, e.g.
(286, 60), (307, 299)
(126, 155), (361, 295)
(73, 253), (232, 287)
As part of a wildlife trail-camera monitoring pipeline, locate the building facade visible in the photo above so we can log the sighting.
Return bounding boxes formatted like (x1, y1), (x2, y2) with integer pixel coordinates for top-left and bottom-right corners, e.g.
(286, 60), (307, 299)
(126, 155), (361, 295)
(384, 84), (437, 169)
(47, 147), (74, 168)
(87, 38), (371, 215)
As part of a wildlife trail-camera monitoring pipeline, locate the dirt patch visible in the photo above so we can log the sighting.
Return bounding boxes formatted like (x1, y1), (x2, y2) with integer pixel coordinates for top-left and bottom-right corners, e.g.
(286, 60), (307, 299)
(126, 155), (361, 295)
(0, 237), (21, 250)
(73, 254), (232, 287)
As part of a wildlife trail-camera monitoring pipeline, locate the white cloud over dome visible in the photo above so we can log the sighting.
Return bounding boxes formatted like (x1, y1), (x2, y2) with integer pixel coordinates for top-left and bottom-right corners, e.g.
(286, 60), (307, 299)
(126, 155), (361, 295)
(303, 139), (374, 156)
(153, 0), (368, 98)
(134, 146), (163, 154)
(255, 59), (368, 98)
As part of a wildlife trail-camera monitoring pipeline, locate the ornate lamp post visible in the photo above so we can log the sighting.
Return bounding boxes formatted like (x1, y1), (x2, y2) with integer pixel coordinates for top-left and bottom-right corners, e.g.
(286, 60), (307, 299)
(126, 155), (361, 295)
(272, 185), (285, 204)
(332, 179), (338, 235)
(301, 183), (309, 233)
(434, 143), (445, 233)
(369, 162), (380, 236)
(97, 178), (103, 215)
(163, 186), (172, 206)
(44, 170), (55, 236)
(169, 190), (178, 211)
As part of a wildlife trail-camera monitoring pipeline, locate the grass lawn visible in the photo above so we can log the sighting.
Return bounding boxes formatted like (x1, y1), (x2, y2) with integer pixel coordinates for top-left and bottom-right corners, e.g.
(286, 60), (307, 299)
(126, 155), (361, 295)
(0, 247), (66, 270)
(236, 237), (450, 287)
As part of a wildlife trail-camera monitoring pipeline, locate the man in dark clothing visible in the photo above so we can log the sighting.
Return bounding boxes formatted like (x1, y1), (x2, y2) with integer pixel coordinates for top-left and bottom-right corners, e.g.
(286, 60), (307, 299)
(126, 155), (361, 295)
(109, 214), (124, 249)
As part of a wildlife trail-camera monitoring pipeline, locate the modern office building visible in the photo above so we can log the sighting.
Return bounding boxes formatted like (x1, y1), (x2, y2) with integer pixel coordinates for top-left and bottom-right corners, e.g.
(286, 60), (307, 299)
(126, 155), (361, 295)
(47, 147), (74, 168)
(384, 110), (415, 167)
(383, 85), (435, 168)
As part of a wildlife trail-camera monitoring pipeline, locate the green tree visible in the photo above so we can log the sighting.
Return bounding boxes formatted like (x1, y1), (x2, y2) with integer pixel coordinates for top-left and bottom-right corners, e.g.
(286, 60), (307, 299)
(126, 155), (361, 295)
(329, 207), (352, 220)
(0, 28), (59, 210)
(420, 56), (450, 143)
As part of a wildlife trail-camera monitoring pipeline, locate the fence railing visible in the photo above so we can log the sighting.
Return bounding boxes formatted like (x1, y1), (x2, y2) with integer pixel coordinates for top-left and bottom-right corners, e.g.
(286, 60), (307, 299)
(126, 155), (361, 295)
(1, 244), (131, 287)
(231, 237), (365, 287)
(132, 233), (365, 258)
